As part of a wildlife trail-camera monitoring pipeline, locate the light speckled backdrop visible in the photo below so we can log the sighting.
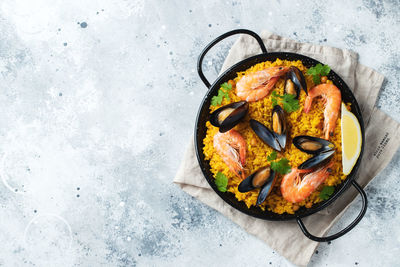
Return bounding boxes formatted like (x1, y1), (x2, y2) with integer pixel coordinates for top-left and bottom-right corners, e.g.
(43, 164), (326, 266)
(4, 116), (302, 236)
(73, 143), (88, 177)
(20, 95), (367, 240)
(0, 0), (399, 266)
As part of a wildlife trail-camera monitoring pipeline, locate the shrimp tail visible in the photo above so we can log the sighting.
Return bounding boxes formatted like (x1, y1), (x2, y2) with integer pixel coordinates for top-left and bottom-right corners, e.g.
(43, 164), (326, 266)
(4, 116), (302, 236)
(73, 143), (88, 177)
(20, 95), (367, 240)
(324, 119), (333, 139)
(304, 96), (314, 113)
(239, 147), (246, 166)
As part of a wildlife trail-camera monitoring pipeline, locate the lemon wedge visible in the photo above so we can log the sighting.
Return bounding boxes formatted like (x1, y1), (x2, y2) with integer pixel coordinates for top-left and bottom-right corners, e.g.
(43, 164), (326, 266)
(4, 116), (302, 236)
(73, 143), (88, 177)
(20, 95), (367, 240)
(341, 102), (362, 175)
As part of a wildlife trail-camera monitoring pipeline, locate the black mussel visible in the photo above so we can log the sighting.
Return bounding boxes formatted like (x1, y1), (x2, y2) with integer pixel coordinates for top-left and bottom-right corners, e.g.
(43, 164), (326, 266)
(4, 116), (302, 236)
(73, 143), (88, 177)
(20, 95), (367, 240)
(238, 166), (276, 206)
(298, 150), (335, 171)
(284, 66), (307, 98)
(209, 101), (249, 133)
(271, 105), (287, 150)
(256, 173), (277, 206)
(293, 135), (335, 155)
(250, 119), (281, 151)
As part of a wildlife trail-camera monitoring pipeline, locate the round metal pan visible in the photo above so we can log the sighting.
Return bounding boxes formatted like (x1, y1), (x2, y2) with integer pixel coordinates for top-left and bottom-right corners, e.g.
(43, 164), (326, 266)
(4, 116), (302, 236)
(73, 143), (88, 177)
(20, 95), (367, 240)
(195, 29), (367, 242)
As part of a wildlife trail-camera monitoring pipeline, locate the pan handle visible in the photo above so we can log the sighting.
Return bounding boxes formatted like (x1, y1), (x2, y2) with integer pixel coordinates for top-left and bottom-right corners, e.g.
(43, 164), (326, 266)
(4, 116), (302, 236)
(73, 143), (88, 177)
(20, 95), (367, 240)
(197, 29), (268, 88)
(296, 180), (367, 242)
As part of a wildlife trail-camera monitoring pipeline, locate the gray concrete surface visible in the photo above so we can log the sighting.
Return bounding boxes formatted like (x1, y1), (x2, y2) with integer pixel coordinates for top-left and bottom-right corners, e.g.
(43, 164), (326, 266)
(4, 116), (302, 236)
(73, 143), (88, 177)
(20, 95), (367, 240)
(0, 0), (399, 266)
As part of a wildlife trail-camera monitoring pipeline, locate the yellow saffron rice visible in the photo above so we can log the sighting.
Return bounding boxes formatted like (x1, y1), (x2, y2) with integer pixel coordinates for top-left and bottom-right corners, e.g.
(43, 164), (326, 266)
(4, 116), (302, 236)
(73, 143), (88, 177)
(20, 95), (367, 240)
(203, 59), (347, 214)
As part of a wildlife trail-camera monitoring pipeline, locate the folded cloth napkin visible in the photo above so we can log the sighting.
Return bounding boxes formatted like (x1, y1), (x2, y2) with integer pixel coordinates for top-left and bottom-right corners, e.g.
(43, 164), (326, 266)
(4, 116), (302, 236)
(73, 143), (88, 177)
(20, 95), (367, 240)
(174, 30), (400, 266)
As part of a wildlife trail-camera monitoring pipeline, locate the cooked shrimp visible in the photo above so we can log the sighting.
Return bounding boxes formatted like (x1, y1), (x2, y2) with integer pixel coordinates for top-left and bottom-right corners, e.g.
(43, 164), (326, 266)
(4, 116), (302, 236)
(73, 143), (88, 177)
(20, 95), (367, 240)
(304, 84), (341, 140)
(236, 66), (289, 102)
(213, 130), (246, 179)
(280, 161), (333, 203)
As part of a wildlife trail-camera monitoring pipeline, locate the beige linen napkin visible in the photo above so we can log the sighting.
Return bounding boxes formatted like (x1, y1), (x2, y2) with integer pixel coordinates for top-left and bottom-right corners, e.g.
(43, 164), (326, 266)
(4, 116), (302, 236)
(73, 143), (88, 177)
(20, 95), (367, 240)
(174, 31), (400, 266)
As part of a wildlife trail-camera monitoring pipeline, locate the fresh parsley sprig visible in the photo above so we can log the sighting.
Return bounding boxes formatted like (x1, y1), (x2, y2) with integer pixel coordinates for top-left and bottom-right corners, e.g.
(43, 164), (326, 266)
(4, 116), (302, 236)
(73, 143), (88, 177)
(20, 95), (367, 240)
(306, 63), (331, 85)
(271, 158), (291, 174)
(271, 91), (300, 113)
(266, 151), (291, 174)
(267, 151), (277, 161)
(211, 82), (232, 106)
(319, 186), (335, 200)
(215, 172), (228, 192)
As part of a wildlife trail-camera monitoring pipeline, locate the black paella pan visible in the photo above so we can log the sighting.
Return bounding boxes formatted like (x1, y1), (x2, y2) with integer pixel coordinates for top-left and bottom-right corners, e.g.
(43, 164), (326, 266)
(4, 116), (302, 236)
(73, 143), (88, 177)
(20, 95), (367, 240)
(195, 29), (367, 242)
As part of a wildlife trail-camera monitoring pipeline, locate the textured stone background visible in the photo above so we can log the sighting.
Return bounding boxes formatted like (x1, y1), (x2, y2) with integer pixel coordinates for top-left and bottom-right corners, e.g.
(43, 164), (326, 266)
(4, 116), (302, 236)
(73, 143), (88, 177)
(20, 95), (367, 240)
(0, 0), (399, 266)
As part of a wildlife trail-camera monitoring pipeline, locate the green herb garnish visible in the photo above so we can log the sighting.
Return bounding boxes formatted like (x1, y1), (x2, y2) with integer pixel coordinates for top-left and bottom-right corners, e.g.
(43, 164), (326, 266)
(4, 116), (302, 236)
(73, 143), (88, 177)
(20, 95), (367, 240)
(267, 151), (277, 161)
(319, 186), (335, 200)
(272, 90), (280, 98)
(267, 147), (291, 174)
(270, 158), (291, 174)
(271, 91), (300, 113)
(211, 82), (232, 106)
(281, 94), (300, 112)
(215, 172), (228, 192)
(306, 63), (331, 85)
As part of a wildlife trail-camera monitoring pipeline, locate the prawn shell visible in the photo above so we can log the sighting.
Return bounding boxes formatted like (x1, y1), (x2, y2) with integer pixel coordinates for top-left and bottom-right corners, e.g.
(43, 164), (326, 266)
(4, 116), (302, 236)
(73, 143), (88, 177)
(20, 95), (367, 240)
(250, 119), (281, 151)
(209, 101), (249, 133)
(237, 166), (276, 206)
(284, 66), (308, 98)
(298, 150), (335, 171)
(271, 105), (287, 150)
(293, 135), (335, 155)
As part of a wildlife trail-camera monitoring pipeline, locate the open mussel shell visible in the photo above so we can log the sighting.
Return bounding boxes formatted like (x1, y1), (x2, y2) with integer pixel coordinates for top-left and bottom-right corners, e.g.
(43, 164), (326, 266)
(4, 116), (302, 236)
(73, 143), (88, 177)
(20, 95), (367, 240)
(271, 105), (287, 150)
(298, 150), (335, 171)
(256, 172), (277, 206)
(293, 135), (335, 155)
(250, 119), (281, 151)
(238, 166), (276, 206)
(209, 101), (249, 133)
(284, 66), (307, 98)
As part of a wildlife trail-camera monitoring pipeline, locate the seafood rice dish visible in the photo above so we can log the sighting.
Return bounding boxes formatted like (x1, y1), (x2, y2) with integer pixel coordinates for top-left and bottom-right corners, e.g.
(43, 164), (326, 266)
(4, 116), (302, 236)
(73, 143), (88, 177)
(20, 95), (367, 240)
(203, 59), (348, 214)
